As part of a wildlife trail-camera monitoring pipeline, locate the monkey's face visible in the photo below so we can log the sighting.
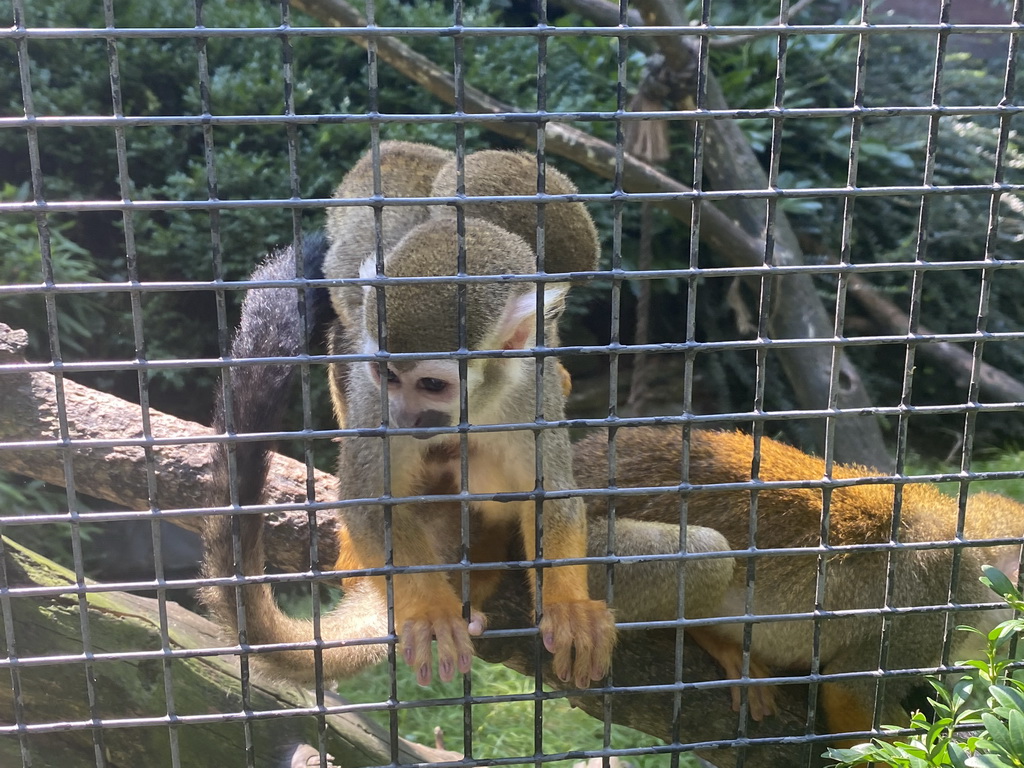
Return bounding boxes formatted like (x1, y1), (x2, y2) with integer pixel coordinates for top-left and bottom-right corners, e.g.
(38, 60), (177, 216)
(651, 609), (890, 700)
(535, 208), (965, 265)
(368, 359), (463, 439)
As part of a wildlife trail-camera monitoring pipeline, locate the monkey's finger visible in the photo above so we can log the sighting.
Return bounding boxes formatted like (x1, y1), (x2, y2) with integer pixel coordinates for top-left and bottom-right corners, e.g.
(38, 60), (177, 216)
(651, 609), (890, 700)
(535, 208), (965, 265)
(467, 610), (487, 637)
(433, 620), (458, 683)
(405, 620), (436, 686)
(401, 621), (417, 667)
(729, 685), (742, 714)
(455, 617), (477, 675)
(586, 606), (617, 682)
(539, 611), (576, 684)
(567, 618), (596, 689)
(747, 681), (778, 721)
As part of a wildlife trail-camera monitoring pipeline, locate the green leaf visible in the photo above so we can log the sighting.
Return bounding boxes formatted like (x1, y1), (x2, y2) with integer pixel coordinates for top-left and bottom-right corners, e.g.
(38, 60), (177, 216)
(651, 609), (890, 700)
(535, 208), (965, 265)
(1007, 707), (1024, 759)
(981, 713), (1013, 754)
(949, 742), (970, 768)
(981, 566), (1021, 601)
(965, 755), (1017, 767)
(992, 685), (1024, 714)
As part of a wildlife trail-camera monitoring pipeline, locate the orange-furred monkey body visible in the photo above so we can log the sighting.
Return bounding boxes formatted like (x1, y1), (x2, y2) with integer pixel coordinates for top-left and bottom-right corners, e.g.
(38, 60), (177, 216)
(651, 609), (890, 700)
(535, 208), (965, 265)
(574, 426), (1024, 740)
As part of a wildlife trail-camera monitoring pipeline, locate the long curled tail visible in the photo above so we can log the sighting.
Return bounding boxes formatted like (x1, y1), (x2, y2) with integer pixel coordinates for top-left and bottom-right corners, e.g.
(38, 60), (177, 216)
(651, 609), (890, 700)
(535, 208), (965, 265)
(200, 232), (387, 684)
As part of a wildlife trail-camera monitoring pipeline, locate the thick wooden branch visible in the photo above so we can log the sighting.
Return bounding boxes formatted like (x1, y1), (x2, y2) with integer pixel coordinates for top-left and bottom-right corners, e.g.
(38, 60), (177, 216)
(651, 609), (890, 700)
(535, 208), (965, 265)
(289, 0), (890, 470)
(0, 323), (341, 572)
(0, 536), (459, 768)
(0, 322), (829, 767)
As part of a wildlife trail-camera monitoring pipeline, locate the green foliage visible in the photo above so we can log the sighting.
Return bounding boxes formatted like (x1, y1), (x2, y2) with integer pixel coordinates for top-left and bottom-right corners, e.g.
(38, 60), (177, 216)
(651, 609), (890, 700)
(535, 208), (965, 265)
(827, 566), (1024, 767)
(0, 468), (104, 573)
(3, 0), (1023, 447)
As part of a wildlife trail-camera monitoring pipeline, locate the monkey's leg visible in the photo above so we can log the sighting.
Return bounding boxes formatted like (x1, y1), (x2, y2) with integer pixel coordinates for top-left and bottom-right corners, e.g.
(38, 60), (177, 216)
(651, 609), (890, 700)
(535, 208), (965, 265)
(519, 496), (618, 689)
(586, 519), (734, 620)
(685, 627), (778, 722)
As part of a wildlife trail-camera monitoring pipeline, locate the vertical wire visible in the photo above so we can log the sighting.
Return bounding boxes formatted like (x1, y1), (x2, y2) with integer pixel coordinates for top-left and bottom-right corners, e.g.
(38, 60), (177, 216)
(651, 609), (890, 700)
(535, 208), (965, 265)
(532, 6), (549, 766)
(278, 4), (331, 766)
(807, 0), (870, 754)
(669, 2), (711, 765)
(735, 0), (791, 752)
(601, 0), (628, 758)
(602, 3), (629, 766)
(11, 1), (106, 764)
(947, 0), (1023, 663)
(450, 0), (473, 758)
(361, 5), (399, 761)
(189, 1), (257, 765)
(875, 0), (951, 734)
(101, 2), (180, 765)
(4, 5), (38, 767)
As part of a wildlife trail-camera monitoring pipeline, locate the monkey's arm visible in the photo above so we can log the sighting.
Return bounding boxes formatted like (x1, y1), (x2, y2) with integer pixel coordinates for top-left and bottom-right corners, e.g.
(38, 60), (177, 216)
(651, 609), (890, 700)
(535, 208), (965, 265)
(333, 435), (481, 687)
(201, 237), (389, 683)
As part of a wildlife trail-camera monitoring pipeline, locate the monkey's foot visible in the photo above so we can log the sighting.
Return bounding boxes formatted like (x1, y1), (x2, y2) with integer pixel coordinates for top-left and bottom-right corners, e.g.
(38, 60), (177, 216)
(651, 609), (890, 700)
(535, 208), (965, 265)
(540, 599), (617, 689)
(686, 627), (777, 721)
(399, 608), (486, 686)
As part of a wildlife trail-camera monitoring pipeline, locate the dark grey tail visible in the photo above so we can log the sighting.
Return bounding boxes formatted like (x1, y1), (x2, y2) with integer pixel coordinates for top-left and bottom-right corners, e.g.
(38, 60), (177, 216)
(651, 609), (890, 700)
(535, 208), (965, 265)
(203, 233), (333, 631)
(211, 231), (333, 506)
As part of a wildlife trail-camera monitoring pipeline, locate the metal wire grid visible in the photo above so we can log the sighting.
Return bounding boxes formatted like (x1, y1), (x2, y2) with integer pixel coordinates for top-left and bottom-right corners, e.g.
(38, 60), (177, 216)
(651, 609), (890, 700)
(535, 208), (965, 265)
(0, 1), (1022, 768)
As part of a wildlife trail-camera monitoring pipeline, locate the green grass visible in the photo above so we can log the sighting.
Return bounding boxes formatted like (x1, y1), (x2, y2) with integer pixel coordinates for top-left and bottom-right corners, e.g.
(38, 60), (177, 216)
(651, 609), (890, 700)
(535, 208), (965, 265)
(913, 448), (1024, 500)
(338, 657), (700, 768)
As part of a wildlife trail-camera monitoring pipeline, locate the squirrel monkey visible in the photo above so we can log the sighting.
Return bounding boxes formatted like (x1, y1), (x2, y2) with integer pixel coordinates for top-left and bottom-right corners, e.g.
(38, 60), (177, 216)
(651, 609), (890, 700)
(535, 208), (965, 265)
(335, 212), (617, 689)
(574, 426), (1024, 740)
(324, 144), (612, 687)
(201, 238), (732, 682)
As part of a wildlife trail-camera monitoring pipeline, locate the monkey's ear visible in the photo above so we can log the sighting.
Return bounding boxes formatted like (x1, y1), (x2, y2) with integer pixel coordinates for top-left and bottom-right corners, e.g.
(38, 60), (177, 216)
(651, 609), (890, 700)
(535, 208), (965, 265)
(494, 284), (569, 350)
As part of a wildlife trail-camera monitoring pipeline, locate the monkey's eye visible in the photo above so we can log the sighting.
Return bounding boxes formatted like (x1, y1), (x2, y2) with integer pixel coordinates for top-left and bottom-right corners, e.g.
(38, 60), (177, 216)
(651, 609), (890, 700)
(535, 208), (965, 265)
(417, 377), (448, 393)
(386, 369), (400, 385)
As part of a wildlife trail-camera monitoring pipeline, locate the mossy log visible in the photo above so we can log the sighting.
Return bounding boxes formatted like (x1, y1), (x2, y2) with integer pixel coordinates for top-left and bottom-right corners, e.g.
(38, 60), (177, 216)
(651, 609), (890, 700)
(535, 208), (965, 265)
(0, 537), (459, 768)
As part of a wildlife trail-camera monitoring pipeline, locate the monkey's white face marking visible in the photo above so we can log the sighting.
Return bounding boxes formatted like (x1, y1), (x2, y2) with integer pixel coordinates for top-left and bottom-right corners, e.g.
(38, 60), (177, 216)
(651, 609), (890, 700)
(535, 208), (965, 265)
(358, 256), (378, 301)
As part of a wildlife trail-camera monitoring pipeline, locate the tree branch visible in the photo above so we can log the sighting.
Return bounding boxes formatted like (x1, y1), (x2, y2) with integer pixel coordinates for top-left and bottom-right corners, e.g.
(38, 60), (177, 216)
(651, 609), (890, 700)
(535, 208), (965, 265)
(0, 535), (460, 768)
(848, 274), (1024, 403)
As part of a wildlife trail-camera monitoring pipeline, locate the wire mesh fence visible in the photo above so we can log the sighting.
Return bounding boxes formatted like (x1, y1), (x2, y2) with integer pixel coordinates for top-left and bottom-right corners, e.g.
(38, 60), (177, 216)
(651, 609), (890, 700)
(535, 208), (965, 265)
(1, 1), (1023, 767)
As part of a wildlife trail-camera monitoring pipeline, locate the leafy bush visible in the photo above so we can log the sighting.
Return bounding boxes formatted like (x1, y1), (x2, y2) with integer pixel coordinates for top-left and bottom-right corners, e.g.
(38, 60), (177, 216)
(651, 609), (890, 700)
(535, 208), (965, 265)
(827, 566), (1024, 767)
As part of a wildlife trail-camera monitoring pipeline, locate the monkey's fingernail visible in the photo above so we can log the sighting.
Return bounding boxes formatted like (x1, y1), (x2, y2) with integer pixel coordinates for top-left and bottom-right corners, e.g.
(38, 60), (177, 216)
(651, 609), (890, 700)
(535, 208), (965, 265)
(439, 659), (453, 681)
(404, 646), (414, 664)
(419, 664), (431, 686)
(468, 619), (483, 636)
(543, 632), (556, 653)
(458, 653), (472, 673)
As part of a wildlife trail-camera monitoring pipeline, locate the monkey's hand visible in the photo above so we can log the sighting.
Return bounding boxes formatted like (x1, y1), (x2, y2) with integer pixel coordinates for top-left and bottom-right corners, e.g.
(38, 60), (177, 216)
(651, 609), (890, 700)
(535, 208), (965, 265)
(397, 598), (485, 686)
(539, 599), (617, 689)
